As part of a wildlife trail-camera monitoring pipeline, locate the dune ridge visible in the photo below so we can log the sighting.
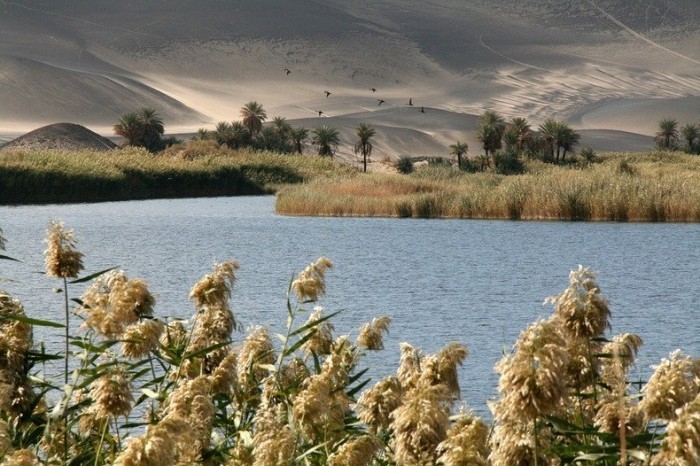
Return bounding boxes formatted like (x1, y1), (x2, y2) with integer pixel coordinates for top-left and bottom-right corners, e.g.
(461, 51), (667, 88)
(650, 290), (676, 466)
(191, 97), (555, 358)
(0, 0), (697, 157)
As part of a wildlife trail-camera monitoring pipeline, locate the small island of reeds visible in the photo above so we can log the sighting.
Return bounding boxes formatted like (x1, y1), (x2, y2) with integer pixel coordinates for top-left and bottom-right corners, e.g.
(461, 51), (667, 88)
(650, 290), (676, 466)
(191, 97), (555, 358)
(276, 152), (700, 222)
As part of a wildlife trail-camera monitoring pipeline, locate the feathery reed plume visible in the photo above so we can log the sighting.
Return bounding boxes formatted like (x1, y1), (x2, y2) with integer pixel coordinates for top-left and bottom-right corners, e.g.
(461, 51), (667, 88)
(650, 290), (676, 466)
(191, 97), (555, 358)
(301, 306), (334, 356)
(226, 441), (254, 466)
(640, 349), (699, 422)
(356, 376), (403, 433)
(436, 410), (490, 466)
(252, 405), (296, 466)
(209, 349), (238, 395)
(159, 319), (188, 353)
(390, 379), (451, 465)
(292, 371), (348, 441)
(0, 292), (32, 375)
(88, 366), (133, 420)
(121, 319), (164, 359)
(189, 260), (239, 310)
(397, 342), (422, 390)
(601, 333), (643, 377)
(0, 448), (42, 466)
(494, 319), (568, 423)
(237, 326), (275, 394)
(0, 292), (35, 417)
(160, 376), (215, 460)
(651, 392), (700, 466)
(357, 316), (391, 351)
(322, 335), (356, 390)
(329, 435), (381, 466)
(489, 416), (554, 466)
(291, 257), (333, 302)
(0, 419), (10, 457)
(547, 265), (610, 340)
(44, 220), (84, 279)
(78, 270), (155, 339)
(436, 342), (469, 399)
(113, 415), (194, 466)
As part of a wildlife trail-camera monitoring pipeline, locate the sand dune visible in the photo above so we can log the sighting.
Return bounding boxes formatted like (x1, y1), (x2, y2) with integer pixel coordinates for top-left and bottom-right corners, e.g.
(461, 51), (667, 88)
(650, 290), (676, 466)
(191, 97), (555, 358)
(0, 0), (697, 155)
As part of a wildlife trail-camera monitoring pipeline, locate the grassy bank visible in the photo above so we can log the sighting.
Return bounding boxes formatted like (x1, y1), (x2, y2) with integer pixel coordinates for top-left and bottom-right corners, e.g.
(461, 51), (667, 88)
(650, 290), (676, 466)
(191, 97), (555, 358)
(0, 224), (697, 464)
(276, 152), (700, 221)
(0, 141), (345, 205)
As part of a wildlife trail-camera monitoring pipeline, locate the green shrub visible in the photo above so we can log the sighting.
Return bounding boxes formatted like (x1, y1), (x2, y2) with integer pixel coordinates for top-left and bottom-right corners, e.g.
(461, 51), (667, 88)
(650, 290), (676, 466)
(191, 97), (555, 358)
(396, 156), (414, 174)
(494, 149), (525, 175)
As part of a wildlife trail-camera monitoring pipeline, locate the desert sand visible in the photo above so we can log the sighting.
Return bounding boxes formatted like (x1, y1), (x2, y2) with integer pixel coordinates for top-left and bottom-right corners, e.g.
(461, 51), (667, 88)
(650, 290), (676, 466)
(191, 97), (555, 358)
(1, 0), (698, 160)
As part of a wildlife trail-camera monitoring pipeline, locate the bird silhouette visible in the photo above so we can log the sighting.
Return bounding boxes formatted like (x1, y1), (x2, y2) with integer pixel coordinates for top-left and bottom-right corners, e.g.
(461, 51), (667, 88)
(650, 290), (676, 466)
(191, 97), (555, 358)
(324, 90), (331, 98)
(371, 88), (376, 92)
(420, 107), (425, 113)
(285, 68), (291, 75)
(408, 98), (413, 106)
(318, 110), (323, 116)
(377, 99), (385, 106)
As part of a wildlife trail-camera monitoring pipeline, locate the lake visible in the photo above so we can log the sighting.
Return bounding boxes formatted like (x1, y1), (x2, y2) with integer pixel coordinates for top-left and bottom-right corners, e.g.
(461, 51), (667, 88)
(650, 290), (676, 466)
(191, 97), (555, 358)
(1, 195), (698, 417)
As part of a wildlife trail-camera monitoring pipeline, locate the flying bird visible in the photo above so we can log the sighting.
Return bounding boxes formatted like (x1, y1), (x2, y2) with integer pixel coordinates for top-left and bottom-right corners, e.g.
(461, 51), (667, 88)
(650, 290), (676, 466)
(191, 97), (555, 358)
(408, 98), (413, 106)
(370, 88), (376, 92)
(318, 110), (323, 116)
(324, 90), (331, 98)
(285, 68), (291, 75)
(377, 99), (385, 106)
(420, 107), (425, 113)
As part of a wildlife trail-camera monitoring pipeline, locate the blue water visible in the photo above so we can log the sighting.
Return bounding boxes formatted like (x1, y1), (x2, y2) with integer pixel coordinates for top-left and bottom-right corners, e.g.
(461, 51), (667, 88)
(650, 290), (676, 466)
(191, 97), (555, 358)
(1, 196), (698, 417)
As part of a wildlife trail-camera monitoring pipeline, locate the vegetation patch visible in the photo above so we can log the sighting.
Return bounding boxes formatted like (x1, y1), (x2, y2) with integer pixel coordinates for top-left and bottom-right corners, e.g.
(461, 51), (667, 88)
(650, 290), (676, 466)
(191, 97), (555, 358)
(277, 152), (700, 222)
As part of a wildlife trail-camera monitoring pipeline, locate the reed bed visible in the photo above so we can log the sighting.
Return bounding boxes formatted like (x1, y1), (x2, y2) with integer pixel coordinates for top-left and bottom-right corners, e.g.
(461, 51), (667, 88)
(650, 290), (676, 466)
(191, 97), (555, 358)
(0, 142), (344, 205)
(0, 224), (697, 465)
(276, 152), (700, 222)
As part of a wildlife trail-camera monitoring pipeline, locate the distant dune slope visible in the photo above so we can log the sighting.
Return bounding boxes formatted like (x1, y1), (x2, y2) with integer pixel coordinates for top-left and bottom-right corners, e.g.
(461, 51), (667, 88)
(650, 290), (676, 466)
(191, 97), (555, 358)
(0, 0), (697, 155)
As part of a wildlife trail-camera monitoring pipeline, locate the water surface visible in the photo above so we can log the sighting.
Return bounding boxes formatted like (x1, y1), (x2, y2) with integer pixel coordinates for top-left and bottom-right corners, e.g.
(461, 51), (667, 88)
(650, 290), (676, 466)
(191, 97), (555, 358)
(1, 196), (698, 416)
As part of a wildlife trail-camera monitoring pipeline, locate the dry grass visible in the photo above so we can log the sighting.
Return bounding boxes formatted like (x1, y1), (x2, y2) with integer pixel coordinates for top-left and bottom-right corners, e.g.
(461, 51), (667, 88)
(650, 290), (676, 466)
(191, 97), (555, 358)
(0, 142), (348, 204)
(276, 152), (700, 221)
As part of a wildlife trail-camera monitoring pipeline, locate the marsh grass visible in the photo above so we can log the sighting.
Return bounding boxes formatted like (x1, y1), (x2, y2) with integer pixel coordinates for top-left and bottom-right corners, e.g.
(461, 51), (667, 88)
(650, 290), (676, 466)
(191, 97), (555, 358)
(0, 226), (698, 465)
(277, 152), (700, 221)
(0, 143), (344, 205)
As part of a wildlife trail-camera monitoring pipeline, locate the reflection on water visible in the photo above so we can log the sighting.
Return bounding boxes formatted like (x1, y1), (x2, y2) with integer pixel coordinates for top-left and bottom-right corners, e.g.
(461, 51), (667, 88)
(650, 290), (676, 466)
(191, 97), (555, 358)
(1, 196), (698, 416)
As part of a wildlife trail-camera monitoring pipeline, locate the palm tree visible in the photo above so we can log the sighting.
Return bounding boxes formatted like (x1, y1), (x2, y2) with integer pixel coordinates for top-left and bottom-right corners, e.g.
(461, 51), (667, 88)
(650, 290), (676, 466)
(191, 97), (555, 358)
(680, 122), (698, 152)
(655, 117), (679, 150)
(475, 110), (506, 164)
(137, 107), (165, 152)
(230, 122), (251, 149)
(353, 123), (376, 172)
(240, 101), (267, 137)
(559, 125), (581, 162)
(538, 118), (564, 162)
(113, 112), (143, 146)
(214, 122), (234, 147)
(312, 125), (340, 157)
(506, 117), (531, 152)
(449, 141), (468, 169)
(290, 127), (309, 154)
(192, 128), (211, 141)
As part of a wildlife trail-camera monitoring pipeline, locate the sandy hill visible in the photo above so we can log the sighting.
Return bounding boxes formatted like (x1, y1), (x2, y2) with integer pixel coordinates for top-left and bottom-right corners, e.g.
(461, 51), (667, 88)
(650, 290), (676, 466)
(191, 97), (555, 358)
(0, 0), (698, 157)
(0, 123), (117, 153)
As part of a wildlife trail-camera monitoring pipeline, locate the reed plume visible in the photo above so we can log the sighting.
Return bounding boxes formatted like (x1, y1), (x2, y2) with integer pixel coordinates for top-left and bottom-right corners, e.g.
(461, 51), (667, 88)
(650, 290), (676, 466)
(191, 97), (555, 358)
(397, 342), (422, 390)
(78, 270), (155, 339)
(113, 415), (194, 466)
(88, 366), (133, 420)
(640, 349), (699, 422)
(357, 315), (391, 351)
(237, 326), (275, 395)
(291, 257), (333, 302)
(121, 319), (164, 359)
(390, 378), (451, 465)
(252, 405), (296, 466)
(44, 220), (84, 279)
(356, 376), (403, 433)
(436, 410), (490, 466)
(0, 449), (42, 466)
(651, 392), (700, 466)
(329, 435), (381, 466)
(301, 306), (334, 356)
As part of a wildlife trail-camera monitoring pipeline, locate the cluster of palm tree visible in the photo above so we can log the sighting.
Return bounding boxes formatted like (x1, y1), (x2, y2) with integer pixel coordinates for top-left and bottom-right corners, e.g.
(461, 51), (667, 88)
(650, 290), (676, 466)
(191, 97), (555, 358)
(189, 101), (379, 169)
(469, 110), (581, 172)
(113, 107), (174, 153)
(655, 117), (700, 154)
